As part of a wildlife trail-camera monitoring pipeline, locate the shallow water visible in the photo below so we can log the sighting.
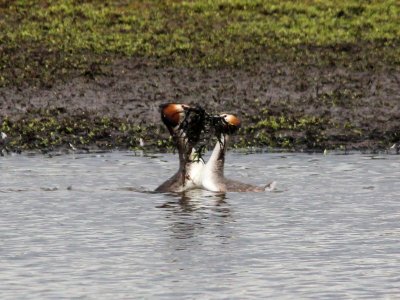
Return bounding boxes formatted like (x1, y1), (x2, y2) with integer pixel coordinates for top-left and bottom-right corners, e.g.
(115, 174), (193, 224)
(0, 151), (399, 299)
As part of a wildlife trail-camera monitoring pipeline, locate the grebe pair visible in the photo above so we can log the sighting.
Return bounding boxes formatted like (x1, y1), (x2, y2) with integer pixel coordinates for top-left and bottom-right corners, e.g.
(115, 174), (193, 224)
(155, 103), (275, 193)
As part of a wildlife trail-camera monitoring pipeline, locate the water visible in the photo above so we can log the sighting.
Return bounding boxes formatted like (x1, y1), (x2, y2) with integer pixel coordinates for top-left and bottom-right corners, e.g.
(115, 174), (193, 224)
(0, 151), (399, 299)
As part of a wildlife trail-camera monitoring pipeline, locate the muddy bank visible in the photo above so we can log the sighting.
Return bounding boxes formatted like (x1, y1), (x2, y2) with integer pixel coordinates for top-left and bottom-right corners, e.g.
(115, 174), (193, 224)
(1, 58), (399, 153)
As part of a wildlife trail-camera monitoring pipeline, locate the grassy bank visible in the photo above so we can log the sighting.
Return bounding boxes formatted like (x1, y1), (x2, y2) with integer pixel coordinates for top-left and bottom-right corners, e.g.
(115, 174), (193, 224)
(1, 0), (399, 87)
(1, 0), (399, 152)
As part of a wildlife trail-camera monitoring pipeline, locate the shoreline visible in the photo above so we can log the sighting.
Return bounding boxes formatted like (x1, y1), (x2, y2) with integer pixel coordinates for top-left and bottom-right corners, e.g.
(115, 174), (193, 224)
(1, 59), (400, 153)
(1, 1), (399, 153)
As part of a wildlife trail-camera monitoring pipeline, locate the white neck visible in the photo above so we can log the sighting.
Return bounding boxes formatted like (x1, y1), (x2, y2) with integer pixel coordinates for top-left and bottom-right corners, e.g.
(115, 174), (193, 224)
(201, 134), (229, 192)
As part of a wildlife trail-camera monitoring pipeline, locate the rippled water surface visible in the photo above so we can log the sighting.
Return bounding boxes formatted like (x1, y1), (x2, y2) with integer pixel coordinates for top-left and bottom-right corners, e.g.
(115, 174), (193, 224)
(0, 151), (399, 299)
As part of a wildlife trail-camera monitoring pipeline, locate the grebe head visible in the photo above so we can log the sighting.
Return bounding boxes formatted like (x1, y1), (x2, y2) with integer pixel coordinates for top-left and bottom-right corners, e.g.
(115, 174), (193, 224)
(221, 114), (241, 133)
(212, 113), (241, 136)
(160, 103), (189, 133)
(159, 103), (206, 152)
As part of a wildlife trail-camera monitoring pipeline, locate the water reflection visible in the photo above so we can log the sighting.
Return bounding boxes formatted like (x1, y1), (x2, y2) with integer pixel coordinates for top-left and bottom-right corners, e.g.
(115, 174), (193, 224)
(158, 190), (227, 211)
(158, 190), (232, 246)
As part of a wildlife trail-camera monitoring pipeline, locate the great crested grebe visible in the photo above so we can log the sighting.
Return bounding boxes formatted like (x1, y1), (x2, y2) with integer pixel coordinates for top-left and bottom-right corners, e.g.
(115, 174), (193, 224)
(200, 114), (275, 192)
(155, 103), (206, 193)
(155, 104), (275, 193)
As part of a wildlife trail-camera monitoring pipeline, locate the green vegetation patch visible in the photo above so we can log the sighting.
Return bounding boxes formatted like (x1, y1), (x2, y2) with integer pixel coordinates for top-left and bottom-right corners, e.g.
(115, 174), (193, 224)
(1, 0), (399, 87)
(0, 109), (168, 152)
(1, 107), (398, 153)
(234, 108), (399, 151)
(236, 109), (330, 149)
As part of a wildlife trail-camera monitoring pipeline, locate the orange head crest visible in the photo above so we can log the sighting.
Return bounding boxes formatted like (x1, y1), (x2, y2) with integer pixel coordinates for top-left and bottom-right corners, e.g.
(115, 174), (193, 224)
(159, 103), (191, 128)
(219, 113), (241, 134)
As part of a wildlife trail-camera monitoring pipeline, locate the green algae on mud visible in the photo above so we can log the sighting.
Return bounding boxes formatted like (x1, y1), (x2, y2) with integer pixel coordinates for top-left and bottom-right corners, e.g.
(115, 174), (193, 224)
(0, 109), (167, 152)
(1, 107), (399, 153)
